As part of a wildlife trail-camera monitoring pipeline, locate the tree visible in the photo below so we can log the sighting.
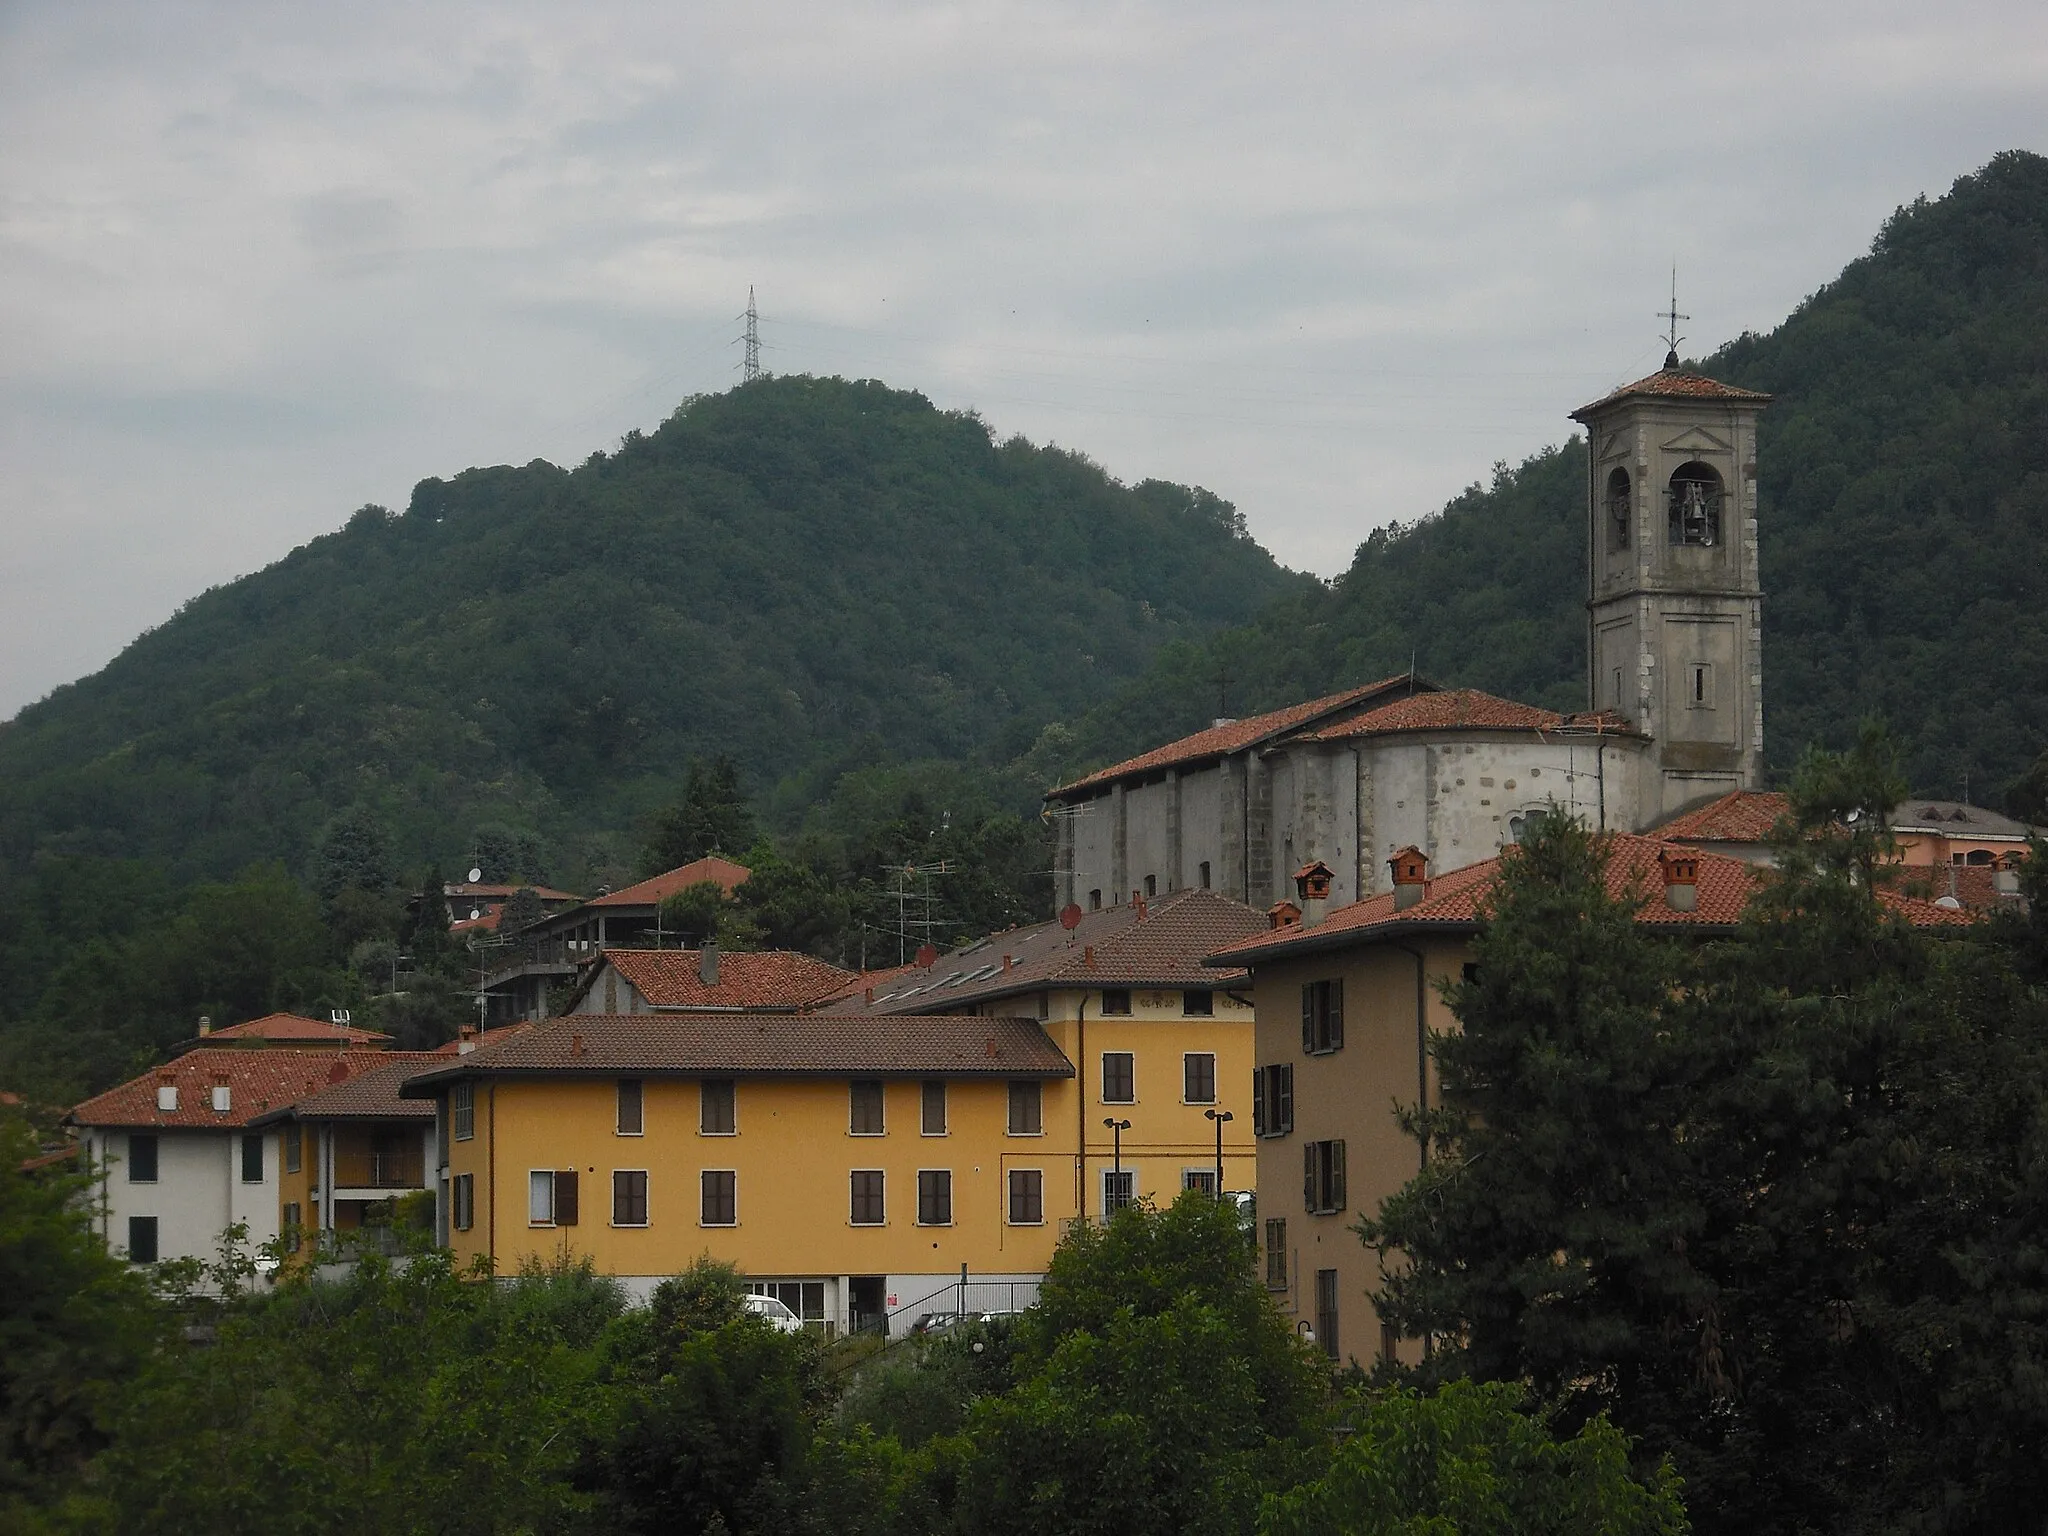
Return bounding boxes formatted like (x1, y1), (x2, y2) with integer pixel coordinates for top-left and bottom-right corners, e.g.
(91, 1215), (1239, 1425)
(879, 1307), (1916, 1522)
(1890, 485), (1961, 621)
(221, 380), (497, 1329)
(643, 758), (758, 875)
(497, 885), (546, 933)
(1259, 1381), (1687, 1536)
(312, 806), (393, 901)
(658, 879), (740, 948)
(2008, 746), (2048, 824)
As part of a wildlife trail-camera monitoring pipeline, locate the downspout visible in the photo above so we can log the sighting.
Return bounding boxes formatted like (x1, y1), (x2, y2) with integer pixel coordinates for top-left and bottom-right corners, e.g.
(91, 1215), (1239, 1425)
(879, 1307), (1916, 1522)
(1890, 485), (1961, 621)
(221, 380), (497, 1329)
(1241, 755), (1252, 903)
(1391, 943), (1430, 1172)
(1596, 738), (1607, 832)
(487, 1081), (497, 1275)
(1074, 997), (1088, 1217)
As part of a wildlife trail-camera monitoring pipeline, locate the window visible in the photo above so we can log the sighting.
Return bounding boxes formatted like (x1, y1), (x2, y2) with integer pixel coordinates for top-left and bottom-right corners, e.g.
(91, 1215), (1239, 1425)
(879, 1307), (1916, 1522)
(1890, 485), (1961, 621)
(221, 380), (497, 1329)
(240, 1134), (264, 1184)
(1315, 1269), (1340, 1360)
(452, 1174), (474, 1232)
(1143, 874), (1156, 897)
(1254, 1064), (1295, 1136)
(1304, 1139), (1348, 1214)
(1264, 1218), (1287, 1289)
(1381, 1320), (1400, 1364)
(921, 1080), (947, 1136)
(128, 1133), (158, 1184)
(1667, 461), (1724, 547)
(617, 1079), (644, 1135)
(284, 1201), (303, 1253)
(700, 1169), (736, 1226)
(1101, 988), (1132, 1015)
(1183, 1168), (1217, 1195)
(1088, 888), (1102, 911)
(1301, 980), (1344, 1054)
(1008, 1079), (1043, 1135)
(453, 1083), (474, 1141)
(1183, 988), (1213, 1017)
(849, 1170), (886, 1225)
(917, 1169), (953, 1225)
(1103, 1169), (1135, 1216)
(211, 1083), (231, 1113)
(1183, 1052), (1217, 1104)
(1035, 991), (1050, 1021)
(127, 1215), (158, 1264)
(700, 1079), (736, 1135)
(1101, 1052), (1135, 1104)
(1008, 1168), (1044, 1224)
(155, 1082), (177, 1113)
(1605, 465), (1632, 551)
(285, 1123), (302, 1174)
(529, 1170), (556, 1226)
(849, 1080), (886, 1135)
(1687, 663), (1714, 709)
(1198, 860), (1212, 889)
(1612, 667), (1624, 709)
(612, 1169), (649, 1227)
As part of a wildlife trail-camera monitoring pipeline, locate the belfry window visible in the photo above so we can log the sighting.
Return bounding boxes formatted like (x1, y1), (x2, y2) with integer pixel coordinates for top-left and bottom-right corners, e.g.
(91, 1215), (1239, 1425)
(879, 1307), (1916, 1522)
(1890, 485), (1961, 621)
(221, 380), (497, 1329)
(1605, 467), (1631, 551)
(1667, 462), (1724, 547)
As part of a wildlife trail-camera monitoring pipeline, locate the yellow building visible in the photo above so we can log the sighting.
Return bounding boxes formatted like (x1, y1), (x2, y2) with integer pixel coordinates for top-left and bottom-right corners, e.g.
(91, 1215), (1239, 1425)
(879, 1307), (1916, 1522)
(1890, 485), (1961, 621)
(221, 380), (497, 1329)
(826, 888), (1269, 1221)
(257, 1052), (443, 1256)
(400, 1012), (1076, 1333)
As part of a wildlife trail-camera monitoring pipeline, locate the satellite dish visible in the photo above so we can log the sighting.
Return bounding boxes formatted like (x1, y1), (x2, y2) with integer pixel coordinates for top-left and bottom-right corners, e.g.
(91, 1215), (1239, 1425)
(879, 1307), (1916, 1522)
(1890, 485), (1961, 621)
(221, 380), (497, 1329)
(915, 944), (940, 968)
(469, 908), (482, 921)
(468, 867), (483, 884)
(1059, 902), (1084, 931)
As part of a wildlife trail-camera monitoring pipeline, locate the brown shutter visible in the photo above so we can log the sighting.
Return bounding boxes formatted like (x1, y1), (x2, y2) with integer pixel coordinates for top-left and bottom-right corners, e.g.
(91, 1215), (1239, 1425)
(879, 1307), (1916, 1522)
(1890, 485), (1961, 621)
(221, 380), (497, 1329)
(1328, 981), (1344, 1049)
(1304, 1143), (1316, 1210)
(1330, 1141), (1346, 1212)
(555, 1170), (579, 1226)
(1301, 985), (1315, 1052)
(1252, 1069), (1265, 1136)
(1278, 1064), (1294, 1133)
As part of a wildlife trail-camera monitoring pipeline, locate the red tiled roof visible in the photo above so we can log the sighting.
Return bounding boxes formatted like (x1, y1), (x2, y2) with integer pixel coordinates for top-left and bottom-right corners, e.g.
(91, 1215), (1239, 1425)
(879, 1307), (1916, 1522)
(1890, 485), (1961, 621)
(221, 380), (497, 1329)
(598, 948), (856, 1010)
(1307, 689), (1637, 741)
(252, 1053), (444, 1123)
(831, 887), (1266, 1015)
(1210, 832), (1973, 963)
(399, 1012), (1074, 1089)
(1052, 677), (1419, 796)
(446, 882), (581, 903)
(1571, 366), (1773, 419)
(67, 1048), (401, 1130)
(201, 1013), (391, 1046)
(590, 855), (753, 908)
(431, 1024), (534, 1056)
(1654, 790), (1790, 844)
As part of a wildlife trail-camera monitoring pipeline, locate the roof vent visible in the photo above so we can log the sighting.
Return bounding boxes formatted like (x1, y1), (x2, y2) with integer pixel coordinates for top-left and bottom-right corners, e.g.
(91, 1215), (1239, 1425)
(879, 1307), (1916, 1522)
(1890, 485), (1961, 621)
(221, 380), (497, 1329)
(1389, 847), (1429, 911)
(699, 942), (719, 987)
(864, 985), (876, 1003)
(1294, 860), (1335, 928)
(1083, 944), (1096, 968)
(1212, 717), (1236, 729)
(211, 1075), (231, 1114)
(1659, 846), (1700, 913)
(1266, 899), (1302, 930)
(458, 1023), (478, 1055)
(198, 1015), (212, 1036)
(155, 1075), (178, 1113)
(571, 1032), (586, 1059)
(1133, 893), (1147, 919)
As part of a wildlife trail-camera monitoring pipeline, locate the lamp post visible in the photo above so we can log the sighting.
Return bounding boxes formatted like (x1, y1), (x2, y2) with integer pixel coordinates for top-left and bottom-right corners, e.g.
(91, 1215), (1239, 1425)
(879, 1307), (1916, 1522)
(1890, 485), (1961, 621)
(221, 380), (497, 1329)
(1102, 1117), (1131, 1214)
(1204, 1108), (1233, 1196)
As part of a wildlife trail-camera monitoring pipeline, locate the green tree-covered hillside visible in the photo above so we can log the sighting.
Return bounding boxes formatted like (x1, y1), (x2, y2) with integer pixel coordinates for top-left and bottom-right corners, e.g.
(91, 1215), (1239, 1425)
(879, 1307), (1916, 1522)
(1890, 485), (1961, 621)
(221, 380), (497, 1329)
(0, 379), (1307, 886)
(1069, 150), (2048, 799)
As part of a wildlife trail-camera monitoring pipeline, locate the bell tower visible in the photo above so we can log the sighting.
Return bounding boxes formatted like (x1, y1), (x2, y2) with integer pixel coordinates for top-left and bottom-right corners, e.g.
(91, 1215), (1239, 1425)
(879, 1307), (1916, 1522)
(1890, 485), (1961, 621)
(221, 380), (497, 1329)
(1571, 346), (1770, 816)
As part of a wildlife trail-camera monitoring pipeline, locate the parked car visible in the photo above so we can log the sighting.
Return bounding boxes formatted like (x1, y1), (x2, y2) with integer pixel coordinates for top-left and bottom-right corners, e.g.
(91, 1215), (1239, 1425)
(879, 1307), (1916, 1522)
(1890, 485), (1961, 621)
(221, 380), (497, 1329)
(742, 1293), (805, 1334)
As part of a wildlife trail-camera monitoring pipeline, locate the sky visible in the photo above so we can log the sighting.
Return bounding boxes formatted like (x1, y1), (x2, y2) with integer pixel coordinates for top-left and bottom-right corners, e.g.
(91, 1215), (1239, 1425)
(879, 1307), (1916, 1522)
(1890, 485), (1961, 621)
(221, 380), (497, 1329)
(3, 1), (2044, 720)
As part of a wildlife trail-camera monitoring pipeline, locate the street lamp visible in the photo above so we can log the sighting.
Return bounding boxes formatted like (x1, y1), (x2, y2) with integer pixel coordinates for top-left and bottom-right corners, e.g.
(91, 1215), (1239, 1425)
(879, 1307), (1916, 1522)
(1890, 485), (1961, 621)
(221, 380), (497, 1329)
(1204, 1108), (1233, 1196)
(1103, 1117), (1131, 1214)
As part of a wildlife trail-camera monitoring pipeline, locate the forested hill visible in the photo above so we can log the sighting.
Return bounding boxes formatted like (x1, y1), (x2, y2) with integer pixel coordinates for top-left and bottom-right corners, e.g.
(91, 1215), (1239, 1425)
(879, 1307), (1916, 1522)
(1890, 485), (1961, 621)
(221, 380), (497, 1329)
(0, 379), (1307, 886)
(1070, 150), (2048, 801)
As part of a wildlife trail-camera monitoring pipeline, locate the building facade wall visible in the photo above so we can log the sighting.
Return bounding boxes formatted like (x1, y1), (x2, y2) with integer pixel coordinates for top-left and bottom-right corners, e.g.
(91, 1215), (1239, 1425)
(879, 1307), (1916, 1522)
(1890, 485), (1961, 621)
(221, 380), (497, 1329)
(83, 1126), (278, 1267)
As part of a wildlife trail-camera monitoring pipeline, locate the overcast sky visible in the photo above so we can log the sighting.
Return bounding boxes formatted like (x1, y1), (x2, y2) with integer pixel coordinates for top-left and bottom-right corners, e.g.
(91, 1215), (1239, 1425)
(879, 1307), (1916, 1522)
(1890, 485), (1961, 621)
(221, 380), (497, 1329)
(3, 1), (2043, 719)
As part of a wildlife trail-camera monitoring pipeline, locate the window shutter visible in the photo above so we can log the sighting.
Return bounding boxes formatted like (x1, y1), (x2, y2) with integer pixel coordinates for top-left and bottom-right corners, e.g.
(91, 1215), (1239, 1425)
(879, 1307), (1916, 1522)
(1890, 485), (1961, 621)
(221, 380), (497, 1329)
(556, 1170), (580, 1226)
(1252, 1069), (1265, 1136)
(1330, 1141), (1346, 1212)
(1301, 986), (1315, 1052)
(1329, 981), (1344, 1049)
(1304, 1143), (1316, 1210)
(1278, 1064), (1294, 1133)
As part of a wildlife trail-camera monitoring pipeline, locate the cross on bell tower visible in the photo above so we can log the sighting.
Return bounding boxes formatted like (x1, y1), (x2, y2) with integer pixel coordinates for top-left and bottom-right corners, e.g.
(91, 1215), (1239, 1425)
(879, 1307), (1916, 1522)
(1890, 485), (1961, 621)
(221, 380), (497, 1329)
(1570, 310), (1772, 816)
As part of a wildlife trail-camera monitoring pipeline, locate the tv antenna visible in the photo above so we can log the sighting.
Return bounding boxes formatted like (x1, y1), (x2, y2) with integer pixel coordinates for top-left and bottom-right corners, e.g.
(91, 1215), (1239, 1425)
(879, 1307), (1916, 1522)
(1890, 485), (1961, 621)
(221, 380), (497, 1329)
(1658, 266), (1690, 368)
(742, 286), (762, 383)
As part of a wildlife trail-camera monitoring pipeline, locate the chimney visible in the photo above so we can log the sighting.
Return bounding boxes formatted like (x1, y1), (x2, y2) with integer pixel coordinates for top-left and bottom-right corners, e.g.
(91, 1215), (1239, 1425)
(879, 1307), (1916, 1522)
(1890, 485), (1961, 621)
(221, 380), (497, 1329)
(864, 985), (876, 1003)
(1294, 860), (1335, 928)
(155, 1073), (178, 1113)
(210, 1074), (231, 1114)
(1266, 899), (1302, 930)
(1083, 944), (1096, 968)
(197, 1015), (212, 1037)
(1001, 954), (1013, 971)
(1389, 847), (1429, 911)
(1659, 846), (1700, 913)
(1212, 717), (1236, 729)
(458, 1023), (479, 1055)
(699, 941), (719, 986)
(570, 1032), (586, 1059)
(1133, 893), (1147, 919)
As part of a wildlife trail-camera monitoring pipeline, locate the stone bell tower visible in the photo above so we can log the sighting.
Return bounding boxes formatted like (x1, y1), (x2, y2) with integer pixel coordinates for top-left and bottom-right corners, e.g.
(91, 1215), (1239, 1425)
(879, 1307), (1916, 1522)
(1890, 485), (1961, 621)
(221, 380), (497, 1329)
(1571, 347), (1771, 817)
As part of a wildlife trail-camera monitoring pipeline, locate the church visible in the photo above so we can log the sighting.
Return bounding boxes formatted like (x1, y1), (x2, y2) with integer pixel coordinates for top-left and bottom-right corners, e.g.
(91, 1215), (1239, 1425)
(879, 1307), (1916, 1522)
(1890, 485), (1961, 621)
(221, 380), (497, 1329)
(1045, 352), (1772, 912)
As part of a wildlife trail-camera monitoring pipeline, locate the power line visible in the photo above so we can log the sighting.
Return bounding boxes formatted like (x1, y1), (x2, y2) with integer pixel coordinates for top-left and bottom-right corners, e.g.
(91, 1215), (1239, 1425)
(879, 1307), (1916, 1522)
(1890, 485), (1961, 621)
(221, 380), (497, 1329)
(742, 286), (761, 383)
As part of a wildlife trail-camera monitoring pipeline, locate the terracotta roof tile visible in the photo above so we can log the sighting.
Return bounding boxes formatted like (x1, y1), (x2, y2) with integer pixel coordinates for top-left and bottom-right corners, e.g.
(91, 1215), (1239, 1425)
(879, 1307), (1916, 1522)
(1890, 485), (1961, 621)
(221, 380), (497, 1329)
(67, 1048), (401, 1130)
(251, 1053), (445, 1124)
(1051, 676), (1419, 796)
(589, 856), (753, 908)
(1307, 689), (1638, 741)
(1571, 367), (1773, 419)
(430, 1024), (535, 1056)
(1653, 790), (1790, 844)
(201, 1013), (392, 1046)
(399, 1013), (1073, 1089)
(832, 887), (1265, 1015)
(599, 949), (856, 1010)
(1211, 832), (1973, 963)
(446, 882), (582, 903)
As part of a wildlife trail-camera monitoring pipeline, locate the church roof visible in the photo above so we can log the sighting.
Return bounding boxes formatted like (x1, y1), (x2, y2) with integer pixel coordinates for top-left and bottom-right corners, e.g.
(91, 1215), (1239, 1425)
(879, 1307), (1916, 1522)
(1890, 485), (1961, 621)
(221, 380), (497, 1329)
(1571, 362), (1772, 421)
(1653, 789), (1789, 844)
(1304, 688), (1638, 741)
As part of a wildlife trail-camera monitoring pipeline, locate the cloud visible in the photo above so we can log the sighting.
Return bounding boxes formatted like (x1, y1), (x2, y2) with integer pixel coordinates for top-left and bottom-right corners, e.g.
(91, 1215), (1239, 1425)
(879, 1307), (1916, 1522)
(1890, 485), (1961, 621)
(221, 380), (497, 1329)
(2, 0), (2045, 715)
